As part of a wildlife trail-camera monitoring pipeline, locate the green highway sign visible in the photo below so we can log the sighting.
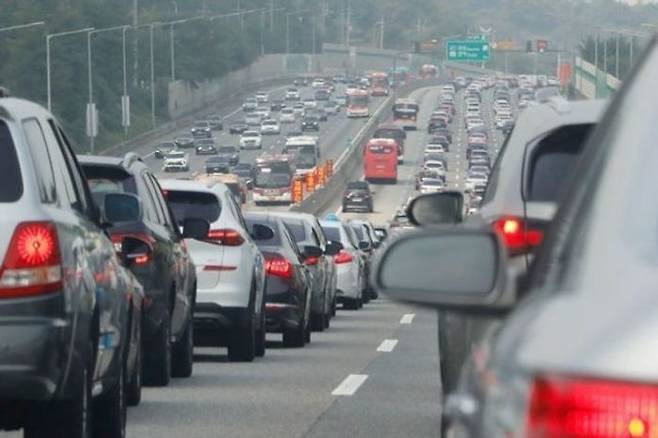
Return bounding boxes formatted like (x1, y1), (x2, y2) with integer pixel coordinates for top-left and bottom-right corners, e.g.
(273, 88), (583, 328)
(446, 40), (490, 62)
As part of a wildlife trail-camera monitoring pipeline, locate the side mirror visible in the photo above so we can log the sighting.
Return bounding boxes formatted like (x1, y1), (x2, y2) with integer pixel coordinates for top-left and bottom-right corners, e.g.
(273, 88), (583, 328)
(358, 241), (372, 252)
(250, 223), (275, 241)
(121, 236), (151, 268)
(182, 217), (210, 240)
(407, 192), (464, 226)
(374, 228), (388, 241)
(303, 245), (324, 259)
(325, 240), (344, 256)
(372, 241), (381, 249)
(103, 193), (142, 224)
(372, 228), (513, 312)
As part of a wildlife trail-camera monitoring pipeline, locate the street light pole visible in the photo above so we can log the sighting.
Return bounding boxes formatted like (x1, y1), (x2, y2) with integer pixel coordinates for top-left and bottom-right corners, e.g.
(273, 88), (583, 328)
(286, 13), (290, 54)
(122, 26), (129, 136)
(615, 33), (620, 78)
(150, 23), (156, 129)
(0, 21), (45, 34)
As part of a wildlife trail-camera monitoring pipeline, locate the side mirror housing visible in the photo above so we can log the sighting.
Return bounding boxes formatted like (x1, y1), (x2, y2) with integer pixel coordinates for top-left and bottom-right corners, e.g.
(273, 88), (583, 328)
(121, 236), (152, 268)
(372, 228), (514, 313)
(358, 241), (372, 252)
(408, 192), (464, 226)
(103, 193), (143, 224)
(250, 223), (275, 241)
(303, 245), (324, 259)
(325, 241), (344, 256)
(182, 217), (210, 240)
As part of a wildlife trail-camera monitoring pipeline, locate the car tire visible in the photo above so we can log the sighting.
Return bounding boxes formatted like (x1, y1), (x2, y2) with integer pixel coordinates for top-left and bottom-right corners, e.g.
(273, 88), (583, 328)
(126, 316), (142, 407)
(283, 318), (306, 348)
(25, 346), (93, 438)
(305, 324), (311, 344)
(331, 298), (337, 317)
(255, 301), (266, 358)
(343, 298), (359, 311)
(92, 353), (127, 438)
(171, 318), (194, 378)
(143, 309), (171, 387)
(228, 313), (256, 362)
(310, 312), (326, 332)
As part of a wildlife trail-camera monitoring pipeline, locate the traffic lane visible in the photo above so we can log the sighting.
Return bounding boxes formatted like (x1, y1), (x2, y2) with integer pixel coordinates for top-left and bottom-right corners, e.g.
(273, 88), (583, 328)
(304, 306), (441, 438)
(125, 299), (423, 438)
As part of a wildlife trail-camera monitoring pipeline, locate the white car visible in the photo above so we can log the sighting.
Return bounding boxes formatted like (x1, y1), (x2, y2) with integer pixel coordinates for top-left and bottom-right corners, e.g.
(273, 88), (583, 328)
(245, 113), (262, 126)
(239, 130), (263, 149)
(159, 179), (267, 361)
(292, 103), (306, 117)
(260, 119), (281, 135)
(312, 78), (325, 89)
(423, 160), (447, 176)
(285, 88), (300, 100)
(279, 108), (296, 123)
(465, 172), (489, 191)
(320, 220), (366, 309)
(302, 98), (317, 109)
(255, 91), (269, 103)
(424, 144), (446, 155)
(163, 150), (189, 172)
(419, 178), (445, 194)
(254, 107), (270, 119)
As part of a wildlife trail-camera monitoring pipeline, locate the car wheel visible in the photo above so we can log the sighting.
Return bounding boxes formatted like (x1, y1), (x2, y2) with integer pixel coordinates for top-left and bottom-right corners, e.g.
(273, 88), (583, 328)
(228, 313), (256, 362)
(126, 316), (142, 407)
(143, 309), (171, 387)
(171, 318), (194, 378)
(343, 298), (359, 311)
(331, 298), (337, 317)
(283, 318), (306, 348)
(310, 311), (326, 332)
(25, 346), (93, 438)
(255, 300), (266, 358)
(91, 355), (127, 438)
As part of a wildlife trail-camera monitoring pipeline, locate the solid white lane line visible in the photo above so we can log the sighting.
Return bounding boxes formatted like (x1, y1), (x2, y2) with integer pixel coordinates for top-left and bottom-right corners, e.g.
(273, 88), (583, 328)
(377, 339), (399, 353)
(400, 313), (416, 324)
(332, 374), (369, 396)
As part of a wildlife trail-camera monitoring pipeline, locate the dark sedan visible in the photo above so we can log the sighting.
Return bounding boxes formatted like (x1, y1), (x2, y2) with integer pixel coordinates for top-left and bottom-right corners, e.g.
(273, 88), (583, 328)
(229, 120), (249, 134)
(343, 181), (374, 213)
(301, 116), (320, 132)
(155, 141), (176, 159)
(270, 99), (286, 111)
(216, 145), (240, 166)
(190, 120), (212, 138)
(205, 156), (231, 174)
(195, 139), (218, 155)
(174, 137), (195, 149)
(245, 213), (314, 348)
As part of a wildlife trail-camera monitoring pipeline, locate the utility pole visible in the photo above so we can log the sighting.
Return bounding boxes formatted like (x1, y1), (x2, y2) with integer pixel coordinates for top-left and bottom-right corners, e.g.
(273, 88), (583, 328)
(379, 15), (385, 49)
(270, 0), (274, 31)
(603, 35), (608, 75)
(346, 0), (351, 47)
(133, 0), (139, 87)
(261, 10), (265, 55)
(312, 15), (317, 54)
(615, 33), (620, 78)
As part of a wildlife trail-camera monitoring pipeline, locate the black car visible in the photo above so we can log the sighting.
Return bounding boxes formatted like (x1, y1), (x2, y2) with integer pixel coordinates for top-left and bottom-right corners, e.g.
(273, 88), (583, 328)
(207, 114), (224, 131)
(310, 109), (328, 122)
(190, 120), (212, 138)
(428, 120), (447, 133)
(229, 120), (249, 134)
(174, 137), (195, 148)
(244, 213), (314, 347)
(314, 89), (330, 101)
(155, 141), (176, 159)
(216, 145), (240, 166)
(270, 99), (286, 111)
(195, 139), (218, 155)
(301, 116), (320, 131)
(80, 153), (207, 388)
(231, 163), (254, 188)
(205, 156), (231, 174)
(432, 127), (453, 143)
(343, 181), (374, 213)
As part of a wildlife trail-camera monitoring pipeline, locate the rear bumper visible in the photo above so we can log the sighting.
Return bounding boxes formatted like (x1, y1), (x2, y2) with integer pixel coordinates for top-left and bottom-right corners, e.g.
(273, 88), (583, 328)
(343, 199), (372, 211)
(193, 304), (251, 332)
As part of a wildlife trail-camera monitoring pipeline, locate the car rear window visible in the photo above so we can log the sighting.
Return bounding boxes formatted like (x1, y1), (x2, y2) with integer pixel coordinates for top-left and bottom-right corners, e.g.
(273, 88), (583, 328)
(166, 190), (221, 224)
(0, 121), (23, 202)
(82, 164), (138, 195)
(527, 124), (593, 202)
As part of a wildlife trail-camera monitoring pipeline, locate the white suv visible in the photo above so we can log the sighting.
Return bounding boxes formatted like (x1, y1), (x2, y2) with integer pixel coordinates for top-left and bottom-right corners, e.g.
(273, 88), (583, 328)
(160, 179), (267, 361)
(239, 130), (262, 149)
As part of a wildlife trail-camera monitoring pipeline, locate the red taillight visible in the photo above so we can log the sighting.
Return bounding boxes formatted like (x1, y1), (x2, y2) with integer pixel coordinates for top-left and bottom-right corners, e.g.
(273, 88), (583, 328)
(334, 250), (353, 264)
(527, 376), (658, 438)
(207, 229), (245, 246)
(305, 256), (319, 266)
(265, 256), (293, 279)
(492, 217), (544, 254)
(0, 222), (62, 298)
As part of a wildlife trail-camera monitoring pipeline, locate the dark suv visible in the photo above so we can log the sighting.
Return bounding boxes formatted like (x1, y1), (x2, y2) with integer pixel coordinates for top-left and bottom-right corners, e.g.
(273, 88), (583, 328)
(80, 153), (201, 387)
(343, 181), (374, 213)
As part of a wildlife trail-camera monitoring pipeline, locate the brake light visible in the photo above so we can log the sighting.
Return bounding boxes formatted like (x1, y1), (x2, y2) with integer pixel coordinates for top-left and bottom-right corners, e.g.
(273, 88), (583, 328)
(207, 229), (245, 246)
(334, 250), (353, 264)
(265, 256), (293, 279)
(305, 256), (319, 266)
(492, 217), (544, 254)
(0, 222), (63, 298)
(527, 376), (658, 438)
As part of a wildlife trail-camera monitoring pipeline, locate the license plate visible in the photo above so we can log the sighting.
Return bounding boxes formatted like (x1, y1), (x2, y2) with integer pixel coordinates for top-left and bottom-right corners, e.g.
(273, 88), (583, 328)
(376, 165), (385, 169)
(352, 198), (363, 202)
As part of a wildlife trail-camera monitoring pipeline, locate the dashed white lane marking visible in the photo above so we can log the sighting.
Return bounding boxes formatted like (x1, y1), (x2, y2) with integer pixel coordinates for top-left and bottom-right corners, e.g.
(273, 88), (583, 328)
(332, 374), (369, 396)
(376, 339), (399, 353)
(400, 313), (416, 324)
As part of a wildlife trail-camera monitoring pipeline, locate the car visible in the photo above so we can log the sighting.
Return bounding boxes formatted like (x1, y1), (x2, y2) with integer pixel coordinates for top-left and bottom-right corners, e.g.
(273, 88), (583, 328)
(163, 150), (190, 172)
(418, 178), (445, 194)
(314, 88), (330, 101)
(345, 220), (378, 303)
(161, 179), (267, 361)
(279, 107), (296, 123)
(324, 100), (340, 115)
(270, 99), (285, 111)
(311, 78), (325, 88)
(81, 153), (208, 389)
(231, 163), (254, 189)
(195, 138), (218, 155)
(174, 136), (195, 149)
(207, 114), (223, 130)
(464, 171), (488, 191)
(424, 143), (446, 155)
(254, 106), (270, 119)
(342, 181), (374, 213)
(229, 120), (248, 134)
(415, 169), (445, 190)
(293, 77), (308, 87)
(423, 160), (447, 176)
(216, 145), (240, 166)
(320, 220), (367, 310)
(0, 98), (162, 436)
(197, 173), (248, 205)
(242, 97), (258, 112)
(432, 128), (453, 143)
(245, 112), (262, 127)
(245, 212), (312, 347)
(239, 130), (263, 149)
(309, 108), (328, 122)
(285, 87), (300, 100)
(190, 120), (212, 138)
(469, 164), (490, 175)
(255, 91), (269, 103)
(428, 135), (450, 152)
(302, 97), (317, 109)
(292, 102), (306, 117)
(154, 141), (176, 159)
(301, 116), (320, 132)
(272, 213), (341, 332)
(205, 156), (231, 174)
(260, 118), (281, 135)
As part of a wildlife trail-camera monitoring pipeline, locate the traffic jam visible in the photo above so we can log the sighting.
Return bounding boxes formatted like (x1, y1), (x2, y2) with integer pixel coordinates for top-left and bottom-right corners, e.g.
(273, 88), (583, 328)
(2, 34), (658, 437)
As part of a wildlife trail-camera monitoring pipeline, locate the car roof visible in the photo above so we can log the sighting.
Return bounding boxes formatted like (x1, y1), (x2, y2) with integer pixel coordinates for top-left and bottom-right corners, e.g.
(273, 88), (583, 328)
(159, 178), (230, 196)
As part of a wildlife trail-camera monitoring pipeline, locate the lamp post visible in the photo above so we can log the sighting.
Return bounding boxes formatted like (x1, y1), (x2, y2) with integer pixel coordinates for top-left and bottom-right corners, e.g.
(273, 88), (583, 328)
(0, 21), (45, 34)
(286, 9), (312, 55)
(46, 27), (94, 112)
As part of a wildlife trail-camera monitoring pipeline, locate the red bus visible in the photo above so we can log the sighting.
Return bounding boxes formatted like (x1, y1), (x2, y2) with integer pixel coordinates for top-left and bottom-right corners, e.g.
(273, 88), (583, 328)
(346, 89), (370, 118)
(370, 72), (390, 96)
(373, 123), (406, 164)
(363, 139), (398, 183)
(393, 98), (419, 130)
